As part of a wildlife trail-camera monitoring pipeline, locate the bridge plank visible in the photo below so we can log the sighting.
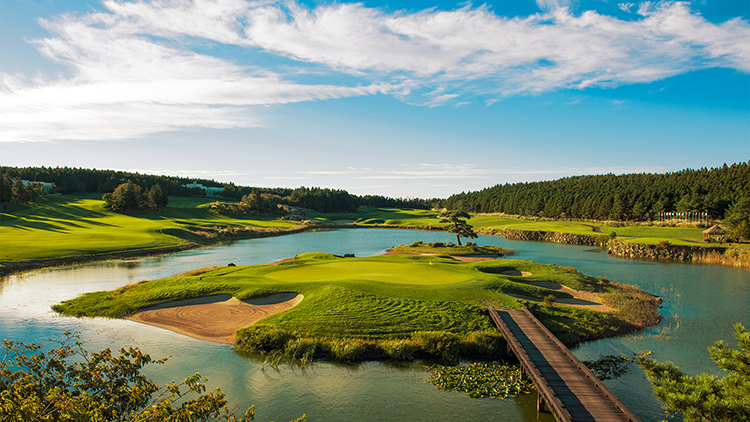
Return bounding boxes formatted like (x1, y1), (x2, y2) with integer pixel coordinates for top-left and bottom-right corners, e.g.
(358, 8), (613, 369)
(490, 307), (642, 422)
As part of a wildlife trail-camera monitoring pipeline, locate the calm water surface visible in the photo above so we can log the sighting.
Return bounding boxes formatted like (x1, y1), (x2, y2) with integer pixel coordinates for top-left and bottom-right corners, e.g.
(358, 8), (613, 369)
(1, 229), (747, 421)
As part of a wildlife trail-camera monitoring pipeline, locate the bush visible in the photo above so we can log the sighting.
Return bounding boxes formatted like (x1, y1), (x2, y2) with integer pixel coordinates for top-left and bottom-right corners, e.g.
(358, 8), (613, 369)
(1, 332), (262, 422)
(411, 331), (463, 360)
(234, 325), (294, 353)
(543, 295), (557, 307)
(323, 338), (372, 361)
(461, 330), (505, 357)
(379, 338), (419, 360)
(284, 338), (319, 360)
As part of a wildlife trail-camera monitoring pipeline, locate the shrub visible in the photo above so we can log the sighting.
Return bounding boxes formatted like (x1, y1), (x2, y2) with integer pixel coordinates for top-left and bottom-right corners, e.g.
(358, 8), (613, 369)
(284, 338), (319, 360)
(411, 331), (463, 360)
(461, 330), (505, 357)
(409, 241), (424, 247)
(234, 325), (294, 353)
(323, 338), (372, 361)
(379, 339), (419, 360)
(543, 295), (557, 307)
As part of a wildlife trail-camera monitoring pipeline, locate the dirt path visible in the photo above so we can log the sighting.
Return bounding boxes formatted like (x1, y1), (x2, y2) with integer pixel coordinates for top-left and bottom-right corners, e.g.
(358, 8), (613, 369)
(581, 224), (603, 233)
(127, 293), (303, 343)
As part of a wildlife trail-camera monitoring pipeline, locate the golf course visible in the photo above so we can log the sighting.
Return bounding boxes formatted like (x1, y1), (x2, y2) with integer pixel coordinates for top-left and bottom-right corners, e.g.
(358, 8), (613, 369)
(53, 251), (661, 361)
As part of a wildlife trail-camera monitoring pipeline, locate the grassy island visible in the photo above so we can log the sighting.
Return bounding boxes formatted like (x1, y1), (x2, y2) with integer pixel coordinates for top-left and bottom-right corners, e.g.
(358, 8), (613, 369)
(54, 251), (661, 361)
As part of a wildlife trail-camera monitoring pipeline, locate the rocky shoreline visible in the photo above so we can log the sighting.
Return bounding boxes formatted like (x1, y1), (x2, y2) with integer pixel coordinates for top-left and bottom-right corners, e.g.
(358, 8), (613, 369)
(486, 228), (748, 269)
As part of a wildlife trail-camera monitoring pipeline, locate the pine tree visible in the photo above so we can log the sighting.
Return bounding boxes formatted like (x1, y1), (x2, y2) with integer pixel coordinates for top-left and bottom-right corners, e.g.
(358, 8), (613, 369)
(638, 323), (750, 422)
(438, 210), (478, 246)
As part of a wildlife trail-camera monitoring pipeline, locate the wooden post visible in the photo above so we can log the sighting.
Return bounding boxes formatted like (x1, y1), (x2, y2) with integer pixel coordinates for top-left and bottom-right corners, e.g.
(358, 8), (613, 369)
(537, 393), (546, 414)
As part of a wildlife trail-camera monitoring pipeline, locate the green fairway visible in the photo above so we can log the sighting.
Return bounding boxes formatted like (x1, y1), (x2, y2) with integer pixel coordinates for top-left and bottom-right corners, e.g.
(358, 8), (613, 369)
(2, 197), (726, 266)
(311, 207), (713, 247)
(309, 207), (439, 227)
(54, 253), (658, 360)
(0, 195), (298, 262)
(266, 260), (472, 285)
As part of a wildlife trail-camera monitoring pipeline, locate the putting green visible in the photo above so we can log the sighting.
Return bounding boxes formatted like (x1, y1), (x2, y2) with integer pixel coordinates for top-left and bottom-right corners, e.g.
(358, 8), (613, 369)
(266, 260), (471, 285)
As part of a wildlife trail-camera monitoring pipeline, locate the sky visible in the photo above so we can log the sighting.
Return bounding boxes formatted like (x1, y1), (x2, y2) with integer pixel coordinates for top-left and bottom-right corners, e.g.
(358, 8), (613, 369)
(1, 0), (748, 198)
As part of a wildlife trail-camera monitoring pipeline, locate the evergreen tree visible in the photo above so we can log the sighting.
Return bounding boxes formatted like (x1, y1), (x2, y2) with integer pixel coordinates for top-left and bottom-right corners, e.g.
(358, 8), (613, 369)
(438, 210), (478, 246)
(148, 184), (169, 210)
(11, 178), (29, 204)
(725, 196), (750, 241)
(0, 173), (13, 207)
(638, 323), (750, 422)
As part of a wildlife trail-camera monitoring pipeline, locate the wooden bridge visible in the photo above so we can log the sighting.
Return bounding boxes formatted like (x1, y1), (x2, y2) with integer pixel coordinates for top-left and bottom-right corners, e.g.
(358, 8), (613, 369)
(489, 307), (642, 422)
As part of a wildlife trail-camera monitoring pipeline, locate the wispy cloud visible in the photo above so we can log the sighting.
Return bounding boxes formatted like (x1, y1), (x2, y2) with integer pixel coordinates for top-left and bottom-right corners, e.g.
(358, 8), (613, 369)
(1, 0), (747, 142)
(241, 1), (749, 95)
(0, 1), (386, 142)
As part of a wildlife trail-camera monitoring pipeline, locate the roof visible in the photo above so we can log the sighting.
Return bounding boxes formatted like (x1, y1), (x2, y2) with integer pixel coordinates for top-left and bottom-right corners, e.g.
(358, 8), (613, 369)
(702, 225), (724, 235)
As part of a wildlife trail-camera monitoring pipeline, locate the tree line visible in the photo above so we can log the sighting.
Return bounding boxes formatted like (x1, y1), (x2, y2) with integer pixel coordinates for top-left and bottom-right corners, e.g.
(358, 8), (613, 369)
(5, 163), (748, 220)
(0, 166), (439, 213)
(442, 162), (750, 221)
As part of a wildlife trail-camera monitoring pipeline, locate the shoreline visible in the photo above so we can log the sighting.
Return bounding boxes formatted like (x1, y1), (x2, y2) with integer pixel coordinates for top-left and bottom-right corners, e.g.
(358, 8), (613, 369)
(3, 222), (746, 278)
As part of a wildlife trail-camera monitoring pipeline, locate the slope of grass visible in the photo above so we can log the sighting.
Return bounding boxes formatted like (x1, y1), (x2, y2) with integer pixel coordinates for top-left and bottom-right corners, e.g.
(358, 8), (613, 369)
(0, 195), (298, 262)
(54, 254), (655, 357)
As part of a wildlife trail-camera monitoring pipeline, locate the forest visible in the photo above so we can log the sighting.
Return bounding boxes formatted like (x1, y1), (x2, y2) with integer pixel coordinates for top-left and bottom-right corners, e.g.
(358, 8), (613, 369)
(2, 163), (748, 219)
(442, 162), (750, 221)
(0, 166), (434, 214)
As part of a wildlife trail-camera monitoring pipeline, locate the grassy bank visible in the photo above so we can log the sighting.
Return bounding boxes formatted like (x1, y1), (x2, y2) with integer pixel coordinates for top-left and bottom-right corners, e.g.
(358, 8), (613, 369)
(387, 241), (514, 257)
(5, 198), (743, 272)
(54, 253), (661, 361)
(0, 194), (299, 265)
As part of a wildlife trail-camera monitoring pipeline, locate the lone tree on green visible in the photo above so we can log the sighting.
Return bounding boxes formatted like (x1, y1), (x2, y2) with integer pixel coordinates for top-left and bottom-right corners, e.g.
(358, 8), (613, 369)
(438, 210), (478, 246)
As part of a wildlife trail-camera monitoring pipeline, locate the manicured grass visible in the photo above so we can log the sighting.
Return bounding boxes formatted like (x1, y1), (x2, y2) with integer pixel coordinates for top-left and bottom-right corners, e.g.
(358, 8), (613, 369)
(308, 207), (440, 227)
(0, 195), (298, 262)
(54, 254), (646, 351)
(471, 215), (605, 236)
(311, 207), (713, 247)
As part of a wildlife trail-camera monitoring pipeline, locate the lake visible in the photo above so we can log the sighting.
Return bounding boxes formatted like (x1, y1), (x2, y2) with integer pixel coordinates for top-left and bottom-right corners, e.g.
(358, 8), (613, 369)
(1, 228), (747, 421)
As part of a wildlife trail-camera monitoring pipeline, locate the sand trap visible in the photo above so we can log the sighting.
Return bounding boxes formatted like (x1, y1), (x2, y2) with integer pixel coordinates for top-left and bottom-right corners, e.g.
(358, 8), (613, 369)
(448, 255), (494, 262)
(506, 281), (612, 312)
(501, 270), (532, 276)
(127, 293), (303, 344)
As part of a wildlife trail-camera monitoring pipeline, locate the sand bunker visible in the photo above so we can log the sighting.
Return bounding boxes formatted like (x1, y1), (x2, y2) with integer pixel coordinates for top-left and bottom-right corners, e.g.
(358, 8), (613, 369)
(506, 280), (612, 312)
(449, 255), (494, 262)
(127, 293), (303, 344)
(501, 270), (532, 276)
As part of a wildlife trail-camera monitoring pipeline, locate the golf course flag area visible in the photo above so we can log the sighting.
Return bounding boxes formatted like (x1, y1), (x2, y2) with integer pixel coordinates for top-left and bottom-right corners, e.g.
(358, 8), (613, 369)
(54, 252), (661, 361)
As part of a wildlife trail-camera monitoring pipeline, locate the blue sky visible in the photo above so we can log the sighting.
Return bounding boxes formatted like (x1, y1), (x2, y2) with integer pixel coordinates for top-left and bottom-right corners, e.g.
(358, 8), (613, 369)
(1, 0), (748, 198)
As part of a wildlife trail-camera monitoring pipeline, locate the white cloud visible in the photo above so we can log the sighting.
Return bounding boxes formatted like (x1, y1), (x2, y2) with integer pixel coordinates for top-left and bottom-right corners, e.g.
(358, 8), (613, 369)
(536, 0), (573, 12)
(241, 1), (749, 94)
(1, 0), (748, 142)
(0, 1), (386, 142)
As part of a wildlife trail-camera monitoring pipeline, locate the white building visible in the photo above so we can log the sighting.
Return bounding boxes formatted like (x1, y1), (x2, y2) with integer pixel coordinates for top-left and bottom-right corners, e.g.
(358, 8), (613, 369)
(183, 183), (224, 197)
(21, 180), (54, 193)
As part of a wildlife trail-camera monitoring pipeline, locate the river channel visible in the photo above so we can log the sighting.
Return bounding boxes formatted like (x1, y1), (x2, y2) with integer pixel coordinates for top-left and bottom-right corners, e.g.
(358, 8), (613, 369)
(1, 229), (747, 421)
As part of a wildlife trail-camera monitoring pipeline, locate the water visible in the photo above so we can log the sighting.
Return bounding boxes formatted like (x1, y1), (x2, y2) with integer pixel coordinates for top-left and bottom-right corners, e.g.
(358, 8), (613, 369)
(1, 229), (747, 421)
